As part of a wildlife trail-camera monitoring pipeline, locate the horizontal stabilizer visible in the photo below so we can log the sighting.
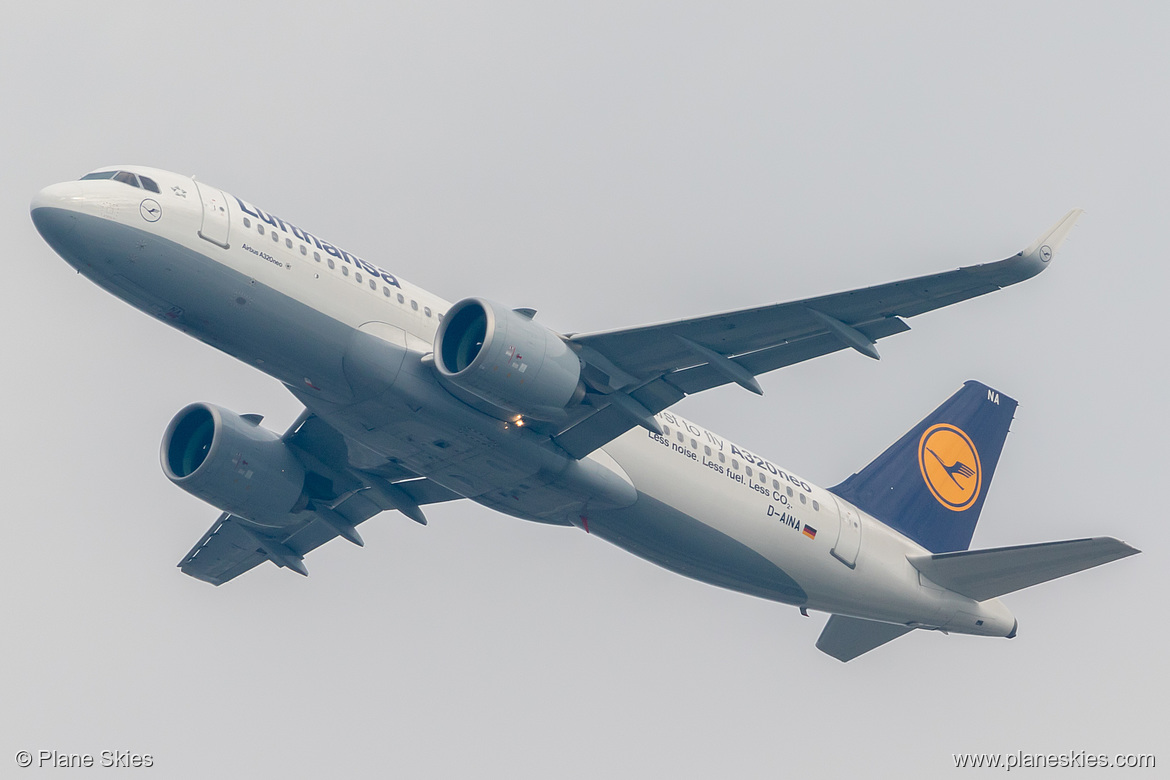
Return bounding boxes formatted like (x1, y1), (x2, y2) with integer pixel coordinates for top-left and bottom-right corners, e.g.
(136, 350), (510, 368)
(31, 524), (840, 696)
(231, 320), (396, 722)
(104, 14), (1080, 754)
(908, 537), (1139, 602)
(816, 615), (914, 662)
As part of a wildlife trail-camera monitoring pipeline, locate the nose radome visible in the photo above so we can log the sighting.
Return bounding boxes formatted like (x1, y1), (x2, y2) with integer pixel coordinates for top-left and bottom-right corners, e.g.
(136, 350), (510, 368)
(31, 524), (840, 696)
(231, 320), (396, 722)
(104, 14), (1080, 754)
(31, 181), (90, 256)
(30, 181), (85, 215)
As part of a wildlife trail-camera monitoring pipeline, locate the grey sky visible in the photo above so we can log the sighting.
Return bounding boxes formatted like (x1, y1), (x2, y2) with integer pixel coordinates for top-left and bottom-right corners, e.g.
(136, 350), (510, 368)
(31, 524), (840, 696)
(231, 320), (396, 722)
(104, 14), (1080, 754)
(3, 2), (1166, 777)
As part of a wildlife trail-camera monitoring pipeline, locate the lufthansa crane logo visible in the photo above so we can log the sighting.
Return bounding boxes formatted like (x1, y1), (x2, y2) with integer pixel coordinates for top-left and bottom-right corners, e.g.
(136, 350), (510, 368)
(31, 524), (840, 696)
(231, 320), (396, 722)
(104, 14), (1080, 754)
(140, 198), (162, 222)
(918, 424), (982, 511)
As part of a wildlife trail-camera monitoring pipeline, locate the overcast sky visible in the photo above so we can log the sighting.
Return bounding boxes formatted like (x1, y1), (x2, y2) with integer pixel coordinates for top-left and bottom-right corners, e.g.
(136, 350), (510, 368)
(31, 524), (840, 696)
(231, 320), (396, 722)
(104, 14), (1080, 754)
(3, 2), (1166, 777)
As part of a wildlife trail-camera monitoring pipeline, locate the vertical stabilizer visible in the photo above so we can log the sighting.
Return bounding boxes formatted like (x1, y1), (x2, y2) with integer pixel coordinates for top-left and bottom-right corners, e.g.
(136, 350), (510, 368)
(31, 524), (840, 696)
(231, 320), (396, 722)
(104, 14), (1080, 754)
(831, 381), (1016, 553)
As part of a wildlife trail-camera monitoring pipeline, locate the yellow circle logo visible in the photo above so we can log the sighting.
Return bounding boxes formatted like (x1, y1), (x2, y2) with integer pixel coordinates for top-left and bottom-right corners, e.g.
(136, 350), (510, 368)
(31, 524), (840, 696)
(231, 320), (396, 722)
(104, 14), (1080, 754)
(918, 424), (982, 512)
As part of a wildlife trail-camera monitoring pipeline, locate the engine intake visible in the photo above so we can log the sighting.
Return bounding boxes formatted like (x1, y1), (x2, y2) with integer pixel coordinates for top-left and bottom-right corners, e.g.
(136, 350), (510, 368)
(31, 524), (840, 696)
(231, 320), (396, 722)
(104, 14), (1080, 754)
(434, 298), (584, 420)
(161, 403), (307, 522)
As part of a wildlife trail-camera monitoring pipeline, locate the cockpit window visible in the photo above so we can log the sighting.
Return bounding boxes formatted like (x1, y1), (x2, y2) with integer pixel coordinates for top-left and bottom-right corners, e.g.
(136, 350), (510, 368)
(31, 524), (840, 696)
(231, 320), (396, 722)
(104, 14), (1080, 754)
(80, 170), (158, 192)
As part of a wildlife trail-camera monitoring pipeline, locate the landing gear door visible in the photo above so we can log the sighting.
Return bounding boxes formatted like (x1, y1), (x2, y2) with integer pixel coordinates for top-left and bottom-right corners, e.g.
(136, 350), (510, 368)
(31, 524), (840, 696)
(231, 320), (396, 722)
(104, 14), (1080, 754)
(830, 495), (862, 569)
(193, 180), (231, 249)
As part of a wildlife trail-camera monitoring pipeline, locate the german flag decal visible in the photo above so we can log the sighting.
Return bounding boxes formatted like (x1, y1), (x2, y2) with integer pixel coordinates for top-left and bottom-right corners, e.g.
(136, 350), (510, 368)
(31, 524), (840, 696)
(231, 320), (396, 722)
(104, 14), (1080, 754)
(802, 524), (817, 540)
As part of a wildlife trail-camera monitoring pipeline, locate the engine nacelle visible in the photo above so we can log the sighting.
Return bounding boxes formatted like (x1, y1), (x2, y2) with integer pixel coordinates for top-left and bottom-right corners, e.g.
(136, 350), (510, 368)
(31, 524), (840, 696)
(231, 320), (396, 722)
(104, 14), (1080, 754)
(434, 298), (584, 420)
(161, 403), (307, 522)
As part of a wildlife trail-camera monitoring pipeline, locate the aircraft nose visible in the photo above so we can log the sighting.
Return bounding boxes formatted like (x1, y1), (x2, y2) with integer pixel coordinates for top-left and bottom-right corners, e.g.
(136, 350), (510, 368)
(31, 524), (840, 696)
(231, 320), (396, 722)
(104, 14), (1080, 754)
(30, 180), (85, 215)
(31, 181), (90, 261)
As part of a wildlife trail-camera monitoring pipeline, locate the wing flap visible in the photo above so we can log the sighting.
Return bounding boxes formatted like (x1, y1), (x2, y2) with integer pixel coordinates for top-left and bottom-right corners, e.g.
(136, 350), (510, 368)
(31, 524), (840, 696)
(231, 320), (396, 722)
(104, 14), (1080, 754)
(179, 513), (270, 586)
(570, 226), (1077, 382)
(179, 496), (405, 585)
(178, 412), (465, 586)
(552, 317), (909, 457)
(179, 509), (359, 585)
(907, 537), (1140, 602)
(667, 315), (911, 395)
(390, 476), (466, 506)
(553, 382), (685, 458)
(816, 615), (914, 662)
(551, 212), (1080, 458)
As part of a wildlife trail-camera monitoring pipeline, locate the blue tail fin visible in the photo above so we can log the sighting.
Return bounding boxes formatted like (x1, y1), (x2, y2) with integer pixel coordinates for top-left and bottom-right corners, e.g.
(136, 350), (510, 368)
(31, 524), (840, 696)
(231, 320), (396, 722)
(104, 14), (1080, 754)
(830, 381), (1017, 553)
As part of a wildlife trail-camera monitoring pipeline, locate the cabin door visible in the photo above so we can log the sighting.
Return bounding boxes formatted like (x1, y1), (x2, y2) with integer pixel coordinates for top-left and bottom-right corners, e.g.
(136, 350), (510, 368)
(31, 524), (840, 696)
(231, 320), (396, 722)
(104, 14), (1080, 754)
(194, 180), (231, 248)
(830, 496), (862, 568)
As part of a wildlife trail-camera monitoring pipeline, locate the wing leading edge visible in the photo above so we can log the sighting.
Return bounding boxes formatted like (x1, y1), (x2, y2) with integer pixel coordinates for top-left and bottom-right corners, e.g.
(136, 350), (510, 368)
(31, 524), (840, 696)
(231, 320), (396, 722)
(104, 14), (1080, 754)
(178, 412), (463, 586)
(552, 210), (1082, 457)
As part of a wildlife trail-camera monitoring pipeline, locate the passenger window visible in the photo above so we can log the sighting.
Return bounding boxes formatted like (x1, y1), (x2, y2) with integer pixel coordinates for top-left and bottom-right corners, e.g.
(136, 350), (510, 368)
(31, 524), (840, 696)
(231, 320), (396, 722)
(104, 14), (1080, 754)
(746, 466), (753, 477)
(397, 293), (405, 304)
(313, 251), (321, 262)
(258, 224), (265, 235)
(758, 472), (766, 483)
(342, 266), (349, 276)
(424, 307), (432, 317)
(800, 493), (807, 504)
(369, 279), (377, 290)
(300, 245), (307, 256)
(662, 426), (671, 436)
(285, 238), (293, 249)
(411, 300), (419, 311)
(271, 231), (279, 242)
(772, 479), (779, 489)
(355, 272), (363, 283)
(704, 446), (711, 456)
(718, 452), (725, 463)
(676, 432), (684, 443)
(812, 500), (820, 511)
(113, 171), (139, 188)
(327, 258), (335, 269)
(243, 217), (251, 228)
(383, 286), (391, 297)
(732, 460), (740, 470)
(786, 486), (793, 497)
(139, 175), (160, 193)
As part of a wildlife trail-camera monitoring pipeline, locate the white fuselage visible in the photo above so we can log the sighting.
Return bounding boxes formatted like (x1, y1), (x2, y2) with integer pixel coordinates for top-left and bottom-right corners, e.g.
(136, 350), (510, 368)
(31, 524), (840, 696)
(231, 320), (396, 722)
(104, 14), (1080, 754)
(31, 166), (1015, 638)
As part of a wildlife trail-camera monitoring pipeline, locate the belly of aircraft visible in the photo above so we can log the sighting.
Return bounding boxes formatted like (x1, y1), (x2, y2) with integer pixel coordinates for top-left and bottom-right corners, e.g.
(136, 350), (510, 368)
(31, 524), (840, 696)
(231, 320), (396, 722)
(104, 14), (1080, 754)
(40, 208), (822, 593)
(583, 493), (808, 605)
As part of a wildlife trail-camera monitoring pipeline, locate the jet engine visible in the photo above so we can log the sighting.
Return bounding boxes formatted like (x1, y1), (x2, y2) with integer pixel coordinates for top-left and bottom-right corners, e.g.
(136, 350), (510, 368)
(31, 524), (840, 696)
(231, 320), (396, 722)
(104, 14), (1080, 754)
(434, 298), (584, 420)
(161, 403), (307, 521)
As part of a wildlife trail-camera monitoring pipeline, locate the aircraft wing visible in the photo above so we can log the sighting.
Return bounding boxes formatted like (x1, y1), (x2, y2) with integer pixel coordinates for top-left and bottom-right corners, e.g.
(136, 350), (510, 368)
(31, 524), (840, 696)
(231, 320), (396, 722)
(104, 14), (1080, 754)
(178, 412), (463, 585)
(551, 210), (1082, 458)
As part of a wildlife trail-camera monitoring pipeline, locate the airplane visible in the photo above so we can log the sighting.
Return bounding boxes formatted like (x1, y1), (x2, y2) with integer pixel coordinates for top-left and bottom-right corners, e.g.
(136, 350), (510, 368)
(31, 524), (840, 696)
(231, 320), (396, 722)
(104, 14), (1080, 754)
(31, 166), (1139, 661)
